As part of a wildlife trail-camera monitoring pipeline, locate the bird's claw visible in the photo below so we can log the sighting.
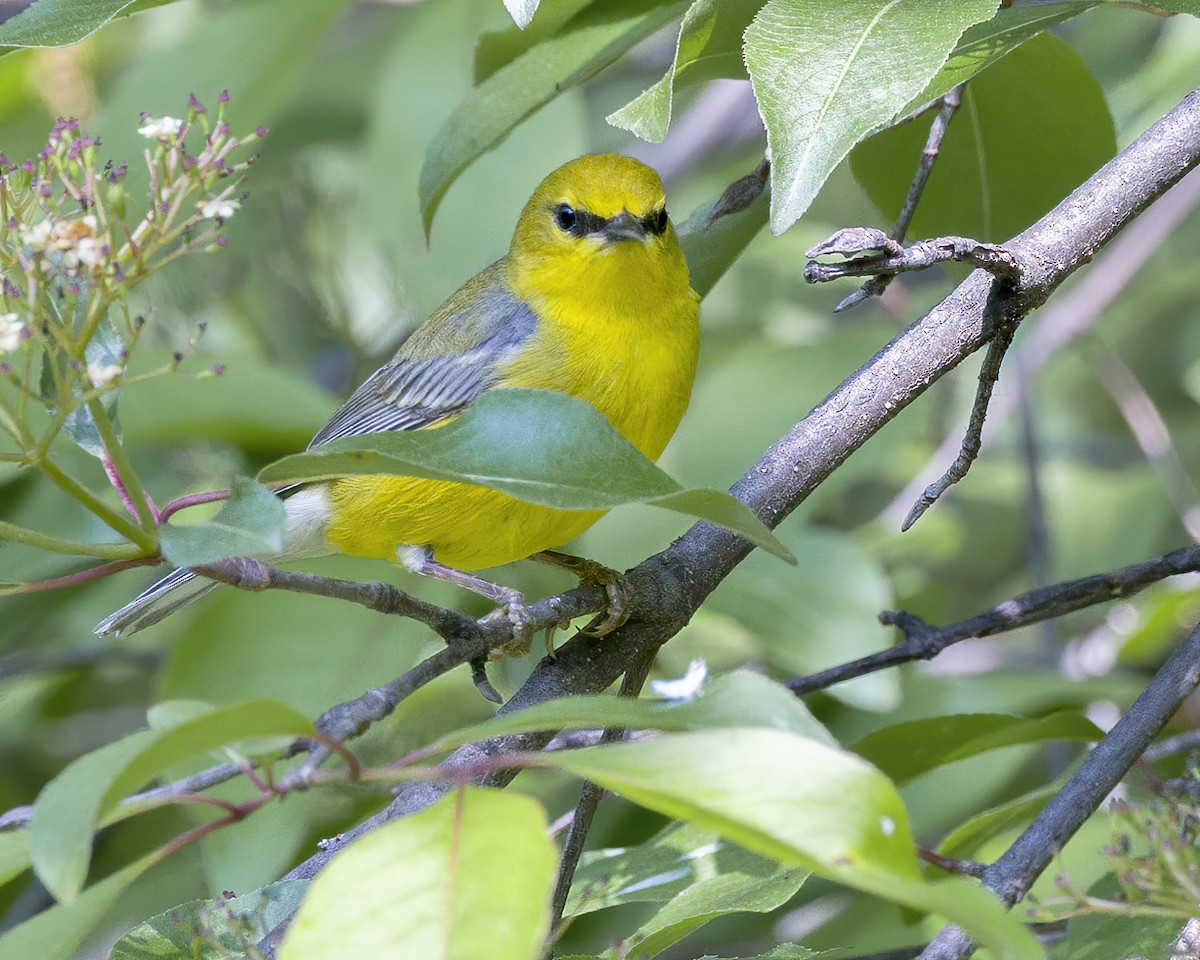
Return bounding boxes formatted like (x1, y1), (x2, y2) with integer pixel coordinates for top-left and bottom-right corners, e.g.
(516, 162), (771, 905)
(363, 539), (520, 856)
(579, 567), (633, 638)
(542, 597), (572, 658)
(485, 588), (534, 659)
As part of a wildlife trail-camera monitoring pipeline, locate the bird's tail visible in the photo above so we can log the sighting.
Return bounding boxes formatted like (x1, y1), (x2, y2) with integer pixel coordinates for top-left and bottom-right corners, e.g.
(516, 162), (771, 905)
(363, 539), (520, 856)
(96, 486), (333, 638)
(94, 567), (218, 638)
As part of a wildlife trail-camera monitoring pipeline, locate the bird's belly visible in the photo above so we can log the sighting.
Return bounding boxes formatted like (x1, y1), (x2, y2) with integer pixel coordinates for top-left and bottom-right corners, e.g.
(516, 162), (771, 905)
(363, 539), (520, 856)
(324, 475), (603, 570)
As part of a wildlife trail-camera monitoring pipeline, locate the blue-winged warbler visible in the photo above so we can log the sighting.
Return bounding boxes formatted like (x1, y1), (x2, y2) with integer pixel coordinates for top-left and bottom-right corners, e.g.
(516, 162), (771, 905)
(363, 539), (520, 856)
(97, 154), (700, 645)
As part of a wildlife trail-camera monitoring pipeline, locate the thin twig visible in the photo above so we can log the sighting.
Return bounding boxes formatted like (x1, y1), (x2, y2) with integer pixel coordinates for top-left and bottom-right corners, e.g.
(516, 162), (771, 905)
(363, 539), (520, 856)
(918, 848), (987, 879)
(547, 653), (656, 948)
(902, 310), (1019, 531)
(194, 557), (608, 651)
(881, 163), (1200, 529)
(1143, 727), (1200, 762)
(1, 554), (160, 594)
(0, 762), (242, 832)
(838, 83), (967, 312)
(916, 618), (1200, 960)
(787, 544), (1200, 695)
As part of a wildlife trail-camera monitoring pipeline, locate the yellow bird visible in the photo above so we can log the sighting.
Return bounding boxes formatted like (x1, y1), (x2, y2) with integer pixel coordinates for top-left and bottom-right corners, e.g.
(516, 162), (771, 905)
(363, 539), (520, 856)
(97, 154), (700, 645)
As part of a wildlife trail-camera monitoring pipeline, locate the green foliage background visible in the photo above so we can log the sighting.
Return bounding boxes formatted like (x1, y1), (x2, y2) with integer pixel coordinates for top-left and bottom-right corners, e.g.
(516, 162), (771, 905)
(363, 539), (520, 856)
(1, 0), (1200, 957)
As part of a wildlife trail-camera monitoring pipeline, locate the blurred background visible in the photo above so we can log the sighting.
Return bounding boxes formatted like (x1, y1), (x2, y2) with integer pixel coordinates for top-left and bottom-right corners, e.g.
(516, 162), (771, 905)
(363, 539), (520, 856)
(2, 1), (1200, 955)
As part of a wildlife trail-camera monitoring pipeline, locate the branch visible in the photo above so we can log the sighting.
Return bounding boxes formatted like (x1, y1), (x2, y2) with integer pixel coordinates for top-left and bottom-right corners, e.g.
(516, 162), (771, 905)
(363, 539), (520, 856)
(836, 82), (967, 312)
(880, 163), (1200, 528)
(805, 230), (1020, 285)
(787, 544), (1200, 695)
(548, 652), (656, 942)
(263, 86), (1200, 926)
(916, 618), (1200, 960)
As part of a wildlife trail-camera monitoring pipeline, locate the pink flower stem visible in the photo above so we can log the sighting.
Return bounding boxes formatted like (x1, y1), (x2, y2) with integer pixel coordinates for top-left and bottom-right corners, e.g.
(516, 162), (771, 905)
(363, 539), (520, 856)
(158, 488), (231, 524)
(103, 453), (160, 522)
(6, 555), (161, 593)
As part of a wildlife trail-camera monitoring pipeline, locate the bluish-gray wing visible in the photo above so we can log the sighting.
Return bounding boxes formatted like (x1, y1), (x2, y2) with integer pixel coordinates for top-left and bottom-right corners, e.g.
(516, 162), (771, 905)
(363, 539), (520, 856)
(308, 278), (536, 448)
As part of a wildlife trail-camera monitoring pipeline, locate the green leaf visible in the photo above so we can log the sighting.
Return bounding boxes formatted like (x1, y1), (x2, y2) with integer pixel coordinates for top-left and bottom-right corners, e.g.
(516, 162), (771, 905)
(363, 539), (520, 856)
(702, 949), (818, 960)
(62, 319), (124, 459)
(431, 671), (836, 756)
(474, 0), (592, 83)
(851, 33), (1116, 240)
(678, 185), (769, 298)
(258, 389), (794, 563)
(29, 699), (312, 903)
(852, 711), (1102, 786)
(109, 880), (310, 960)
(28, 730), (155, 905)
(900, 2), (1100, 114)
(708, 525), (898, 711)
(0, 0), (139, 49)
(744, 0), (999, 234)
(280, 788), (556, 960)
(567, 820), (808, 958)
(607, 0), (763, 142)
(938, 785), (1059, 861)
(1136, 0), (1200, 12)
(0, 855), (156, 960)
(420, 0), (686, 233)
(0, 829), (30, 889)
(543, 728), (1041, 960)
(1054, 877), (1188, 960)
(158, 475), (287, 568)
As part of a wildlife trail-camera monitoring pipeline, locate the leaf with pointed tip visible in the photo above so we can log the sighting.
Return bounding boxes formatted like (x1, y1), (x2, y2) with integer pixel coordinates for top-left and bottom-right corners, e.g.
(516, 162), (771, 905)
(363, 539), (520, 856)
(852, 710), (1102, 786)
(0, 856), (155, 960)
(608, 0), (763, 142)
(744, 0), (998, 234)
(29, 699), (312, 904)
(258, 389), (794, 563)
(543, 728), (1041, 960)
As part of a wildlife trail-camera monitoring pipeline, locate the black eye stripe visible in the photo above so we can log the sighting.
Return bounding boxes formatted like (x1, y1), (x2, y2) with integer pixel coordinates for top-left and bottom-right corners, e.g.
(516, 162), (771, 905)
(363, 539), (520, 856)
(549, 203), (666, 237)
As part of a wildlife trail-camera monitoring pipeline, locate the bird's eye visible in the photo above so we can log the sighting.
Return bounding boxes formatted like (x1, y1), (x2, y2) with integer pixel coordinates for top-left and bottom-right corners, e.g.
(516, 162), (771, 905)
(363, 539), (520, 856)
(654, 207), (668, 233)
(555, 203), (577, 232)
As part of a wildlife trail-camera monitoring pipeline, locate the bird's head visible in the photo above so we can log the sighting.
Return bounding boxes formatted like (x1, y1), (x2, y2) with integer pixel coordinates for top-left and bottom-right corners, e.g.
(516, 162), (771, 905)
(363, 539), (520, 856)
(508, 155), (689, 305)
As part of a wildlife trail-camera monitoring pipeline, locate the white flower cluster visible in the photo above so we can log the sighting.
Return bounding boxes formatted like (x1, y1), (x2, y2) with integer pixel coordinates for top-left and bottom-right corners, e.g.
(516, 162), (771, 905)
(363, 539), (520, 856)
(86, 361), (122, 386)
(198, 197), (240, 221)
(137, 116), (183, 140)
(21, 215), (106, 275)
(0, 313), (25, 354)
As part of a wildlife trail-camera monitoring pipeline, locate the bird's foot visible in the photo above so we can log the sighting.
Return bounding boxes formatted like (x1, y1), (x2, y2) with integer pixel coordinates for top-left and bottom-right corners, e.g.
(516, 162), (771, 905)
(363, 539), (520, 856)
(582, 571), (633, 638)
(483, 586), (534, 659)
(531, 551), (631, 638)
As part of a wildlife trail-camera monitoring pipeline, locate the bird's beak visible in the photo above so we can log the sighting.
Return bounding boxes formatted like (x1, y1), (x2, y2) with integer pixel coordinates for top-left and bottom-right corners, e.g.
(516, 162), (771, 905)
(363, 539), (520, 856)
(601, 210), (647, 244)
